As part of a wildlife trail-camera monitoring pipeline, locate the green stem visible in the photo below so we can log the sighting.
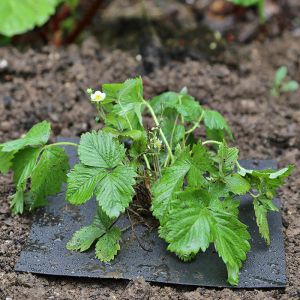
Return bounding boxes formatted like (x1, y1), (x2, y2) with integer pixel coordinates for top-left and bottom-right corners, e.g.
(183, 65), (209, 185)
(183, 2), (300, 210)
(185, 111), (205, 135)
(143, 154), (151, 170)
(178, 95), (185, 126)
(257, 0), (265, 25)
(143, 100), (174, 163)
(43, 142), (79, 149)
(169, 114), (179, 149)
(202, 140), (222, 146)
(235, 160), (243, 170)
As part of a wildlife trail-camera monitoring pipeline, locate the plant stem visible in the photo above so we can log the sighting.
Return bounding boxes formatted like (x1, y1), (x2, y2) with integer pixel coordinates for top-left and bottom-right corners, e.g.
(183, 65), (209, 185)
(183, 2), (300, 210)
(43, 142), (79, 149)
(185, 111), (205, 135)
(235, 160), (243, 170)
(257, 0), (265, 25)
(178, 95), (185, 126)
(170, 114), (179, 149)
(143, 100), (174, 163)
(202, 140), (222, 146)
(143, 154), (151, 170)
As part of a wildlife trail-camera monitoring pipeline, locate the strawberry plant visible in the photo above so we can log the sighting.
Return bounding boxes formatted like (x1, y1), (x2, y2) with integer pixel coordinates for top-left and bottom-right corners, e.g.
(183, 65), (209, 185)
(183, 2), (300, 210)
(0, 77), (293, 285)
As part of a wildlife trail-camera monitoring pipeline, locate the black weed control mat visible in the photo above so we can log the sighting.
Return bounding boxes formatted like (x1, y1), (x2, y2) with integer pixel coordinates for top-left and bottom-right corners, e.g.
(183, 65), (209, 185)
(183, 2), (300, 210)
(15, 138), (286, 288)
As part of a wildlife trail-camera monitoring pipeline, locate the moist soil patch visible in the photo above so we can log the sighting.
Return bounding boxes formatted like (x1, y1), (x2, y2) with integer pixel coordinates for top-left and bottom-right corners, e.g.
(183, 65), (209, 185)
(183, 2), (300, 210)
(0, 34), (300, 299)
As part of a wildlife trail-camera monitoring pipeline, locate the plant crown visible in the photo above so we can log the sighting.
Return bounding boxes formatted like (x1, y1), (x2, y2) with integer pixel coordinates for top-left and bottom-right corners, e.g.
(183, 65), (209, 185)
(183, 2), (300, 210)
(0, 77), (293, 286)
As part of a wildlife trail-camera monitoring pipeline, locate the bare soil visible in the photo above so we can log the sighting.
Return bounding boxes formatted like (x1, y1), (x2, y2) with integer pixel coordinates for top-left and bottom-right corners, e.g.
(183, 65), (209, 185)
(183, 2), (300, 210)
(0, 32), (300, 299)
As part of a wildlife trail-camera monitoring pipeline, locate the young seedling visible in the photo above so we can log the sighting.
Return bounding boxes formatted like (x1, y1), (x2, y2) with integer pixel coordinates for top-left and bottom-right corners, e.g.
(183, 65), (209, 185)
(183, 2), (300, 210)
(229, 0), (266, 24)
(270, 66), (299, 97)
(0, 77), (293, 286)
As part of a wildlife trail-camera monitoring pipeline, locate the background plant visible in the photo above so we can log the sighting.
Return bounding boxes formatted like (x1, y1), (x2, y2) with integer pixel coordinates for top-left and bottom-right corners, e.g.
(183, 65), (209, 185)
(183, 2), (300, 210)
(270, 66), (299, 97)
(0, 77), (293, 286)
(229, 0), (265, 24)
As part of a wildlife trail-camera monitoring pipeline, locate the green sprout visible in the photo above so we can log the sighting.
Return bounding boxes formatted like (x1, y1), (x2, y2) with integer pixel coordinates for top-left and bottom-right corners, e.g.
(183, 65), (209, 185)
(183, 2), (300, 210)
(271, 66), (299, 97)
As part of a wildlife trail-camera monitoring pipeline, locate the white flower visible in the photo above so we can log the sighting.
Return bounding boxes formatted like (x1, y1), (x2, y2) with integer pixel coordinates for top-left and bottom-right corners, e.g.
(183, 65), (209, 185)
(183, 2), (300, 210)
(91, 91), (106, 102)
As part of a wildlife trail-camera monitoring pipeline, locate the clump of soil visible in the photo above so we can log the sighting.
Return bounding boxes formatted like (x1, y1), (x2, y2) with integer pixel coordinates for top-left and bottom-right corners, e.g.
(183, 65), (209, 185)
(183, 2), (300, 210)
(0, 32), (300, 299)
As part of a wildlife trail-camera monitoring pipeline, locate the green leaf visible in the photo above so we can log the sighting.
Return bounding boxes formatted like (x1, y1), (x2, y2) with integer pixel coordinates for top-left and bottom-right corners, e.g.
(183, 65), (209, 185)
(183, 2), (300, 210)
(162, 119), (185, 147)
(78, 131), (125, 168)
(212, 210), (250, 285)
(187, 143), (215, 187)
(0, 147), (15, 173)
(150, 92), (179, 115)
(150, 91), (202, 123)
(1, 121), (51, 152)
(31, 146), (69, 207)
(151, 151), (191, 224)
(67, 207), (113, 252)
(282, 81), (299, 92)
(68, 131), (136, 217)
(204, 110), (233, 140)
(118, 77), (144, 104)
(176, 95), (202, 122)
(67, 164), (104, 205)
(0, 0), (61, 37)
(216, 143), (239, 174)
(108, 77), (144, 130)
(224, 174), (251, 195)
(10, 189), (24, 215)
(95, 165), (136, 218)
(229, 0), (261, 7)
(274, 66), (287, 86)
(95, 227), (122, 262)
(160, 189), (250, 285)
(253, 198), (270, 245)
(12, 147), (41, 188)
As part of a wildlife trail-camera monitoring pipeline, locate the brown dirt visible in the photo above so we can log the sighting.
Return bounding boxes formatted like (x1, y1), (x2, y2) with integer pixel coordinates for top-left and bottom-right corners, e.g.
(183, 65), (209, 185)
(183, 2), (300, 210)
(0, 32), (300, 299)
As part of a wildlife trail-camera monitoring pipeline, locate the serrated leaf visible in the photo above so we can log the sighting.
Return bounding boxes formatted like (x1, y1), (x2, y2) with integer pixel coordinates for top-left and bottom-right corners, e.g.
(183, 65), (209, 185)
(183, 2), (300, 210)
(224, 174), (251, 195)
(95, 165), (136, 218)
(160, 189), (250, 285)
(78, 131), (125, 168)
(253, 198), (270, 244)
(274, 66), (287, 86)
(1, 121), (51, 152)
(102, 83), (124, 101)
(282, 81), (299, 92)
(118, 77), (143, 104)
(95, 227), (122, 262)
(0, 147), (15, 173)
(151, 151), (191, 224)
(159, 189), (212, 254)
(150, 92), (179, 115)
(67, 207), (113, 252)
(217, 143), (239, 174)
(67, 164), (104, 205)
(31, 146), (69, 206)
(187, 143), (216, 186)
(12, 147), (41, 188)
(10, 189), (24, 215)
(0, 0), (61, 37)
(212, 210), (250, 285)
(108, 77), (144, 130)
(204, 110), (233, 140)
(67, 224), (104, 252)
(176, 95), (202, 122)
